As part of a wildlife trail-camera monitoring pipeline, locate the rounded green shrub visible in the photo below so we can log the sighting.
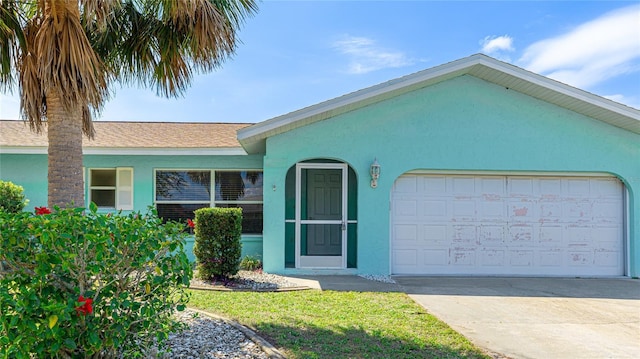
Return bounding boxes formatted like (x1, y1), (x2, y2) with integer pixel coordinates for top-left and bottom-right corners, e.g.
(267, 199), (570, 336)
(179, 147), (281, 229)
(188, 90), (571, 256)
(193, 207), (242, 280)
(0, 204), (193, 357)
(0, 180), (28, 213)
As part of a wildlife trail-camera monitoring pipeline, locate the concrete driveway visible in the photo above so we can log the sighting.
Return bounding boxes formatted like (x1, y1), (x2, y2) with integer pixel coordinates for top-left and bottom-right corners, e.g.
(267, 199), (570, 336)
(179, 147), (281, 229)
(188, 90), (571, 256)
(395, 277), (640, 359)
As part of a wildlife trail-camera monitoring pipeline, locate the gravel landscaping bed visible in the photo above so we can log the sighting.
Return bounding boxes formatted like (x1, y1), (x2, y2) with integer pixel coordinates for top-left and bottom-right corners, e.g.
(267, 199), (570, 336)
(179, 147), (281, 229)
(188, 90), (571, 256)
(171, 272), (391, 358)
(160, 310), (270, 358)
(154, 271), (293, 358)
(190, 270), (301, 291)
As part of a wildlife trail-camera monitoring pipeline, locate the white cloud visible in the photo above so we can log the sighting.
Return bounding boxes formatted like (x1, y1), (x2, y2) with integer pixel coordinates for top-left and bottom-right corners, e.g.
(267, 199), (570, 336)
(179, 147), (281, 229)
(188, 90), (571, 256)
(332, 35), (414, 74)
(481, 35), (515, 54)
(603, 94), (640, 110)
(518, 4), (640, 88)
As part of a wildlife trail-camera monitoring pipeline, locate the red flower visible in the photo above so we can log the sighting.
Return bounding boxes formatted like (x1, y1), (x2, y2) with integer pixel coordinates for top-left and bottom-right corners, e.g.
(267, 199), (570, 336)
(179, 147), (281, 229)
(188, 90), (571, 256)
(35, 206), (51, 215)
(187, 219), (195, 228)
(76, 296), (93, 315)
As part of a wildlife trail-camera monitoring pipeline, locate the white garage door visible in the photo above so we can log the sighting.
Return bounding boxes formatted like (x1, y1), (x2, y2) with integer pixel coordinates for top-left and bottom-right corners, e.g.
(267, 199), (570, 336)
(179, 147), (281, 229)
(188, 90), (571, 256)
(391, 174), (624, 276)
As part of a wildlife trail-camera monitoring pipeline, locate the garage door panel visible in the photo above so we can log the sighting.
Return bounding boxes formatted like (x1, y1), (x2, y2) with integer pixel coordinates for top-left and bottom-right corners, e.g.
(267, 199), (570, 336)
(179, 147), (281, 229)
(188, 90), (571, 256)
(424, 249), (448, 265)
(509, 200), (535, 220)
(452, 200), (476, 220)
(479, 201), (505, 219)
(509, 178), (534, 196)
(539, 178), (562, 197)
(592, 178), (622, 197)
(539, 249), (563, 267)
(394, 176), (418, 192)
(452, 225), (477, 243)
(480, 177), (506, 196)
(391, 174), (624, 276)
(452, 177), (476, 194)
(423, 200), (447, 218)
(539, 201), (562, 219)
(593, 201), (623, 221)
(479, 249), (506, 266)
(451, 249), (476, 266)
(567, 178), (591, 196)
(538, 226), (563, 246)
(394, 224), (418, 241)
(509, 225), (534, 245)
(423, 224), (447, 242)
(422, 176), (447, 193)
(594, 249), (621, 267)
(479, 225), (505, 245)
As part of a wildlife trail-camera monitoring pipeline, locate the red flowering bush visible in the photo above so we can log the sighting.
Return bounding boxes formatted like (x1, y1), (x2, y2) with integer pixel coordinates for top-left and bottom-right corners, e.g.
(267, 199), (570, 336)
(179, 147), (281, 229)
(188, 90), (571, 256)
(75, 296), (93, 315)
(34, 206), (52, 215)
(0, 204), (192, 357)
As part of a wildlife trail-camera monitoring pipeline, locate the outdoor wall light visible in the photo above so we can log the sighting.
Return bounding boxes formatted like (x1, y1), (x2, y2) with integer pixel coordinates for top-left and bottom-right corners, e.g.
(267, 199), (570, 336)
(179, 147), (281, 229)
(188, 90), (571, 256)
(370, 158), (381, 188)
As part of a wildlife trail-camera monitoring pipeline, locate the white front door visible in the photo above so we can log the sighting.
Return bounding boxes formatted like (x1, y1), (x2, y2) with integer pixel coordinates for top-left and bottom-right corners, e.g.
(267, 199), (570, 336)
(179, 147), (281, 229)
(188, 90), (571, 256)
(296, 163), (348, 268)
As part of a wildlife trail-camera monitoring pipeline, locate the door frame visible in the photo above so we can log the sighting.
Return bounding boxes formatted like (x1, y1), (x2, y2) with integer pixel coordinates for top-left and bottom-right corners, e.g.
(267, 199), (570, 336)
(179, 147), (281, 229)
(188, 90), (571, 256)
(295, 162), (348, 268)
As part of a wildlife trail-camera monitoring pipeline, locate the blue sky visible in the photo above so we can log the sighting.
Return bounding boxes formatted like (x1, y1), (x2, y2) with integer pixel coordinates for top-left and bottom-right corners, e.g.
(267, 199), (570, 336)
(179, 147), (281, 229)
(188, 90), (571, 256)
(1, 1), (639, 123)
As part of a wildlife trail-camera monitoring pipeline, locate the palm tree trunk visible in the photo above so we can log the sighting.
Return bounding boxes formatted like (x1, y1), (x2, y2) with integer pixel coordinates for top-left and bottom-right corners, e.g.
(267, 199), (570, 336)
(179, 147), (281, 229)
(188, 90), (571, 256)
(47, 88), (84, 208)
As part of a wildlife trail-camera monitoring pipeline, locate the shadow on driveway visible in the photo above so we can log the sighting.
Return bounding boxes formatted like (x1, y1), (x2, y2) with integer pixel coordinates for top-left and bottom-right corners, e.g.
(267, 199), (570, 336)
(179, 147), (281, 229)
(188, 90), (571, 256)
(395, 276), (640, 299)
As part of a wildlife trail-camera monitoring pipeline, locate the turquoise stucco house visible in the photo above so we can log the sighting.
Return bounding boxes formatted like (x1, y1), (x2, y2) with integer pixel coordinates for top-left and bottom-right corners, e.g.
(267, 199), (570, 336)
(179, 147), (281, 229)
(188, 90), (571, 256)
(2, 54), (639, 277)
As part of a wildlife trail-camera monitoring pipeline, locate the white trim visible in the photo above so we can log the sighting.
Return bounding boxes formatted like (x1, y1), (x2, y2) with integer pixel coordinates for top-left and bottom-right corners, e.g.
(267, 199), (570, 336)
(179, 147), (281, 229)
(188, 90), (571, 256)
(406, 170), (619, 177)
(295, 162), (348, 269)
(116, 167), (134, 211)
(0, 147), (247, 156)
(88, 168), (117, 209)
(0, 147), (47, 154)
(625, 187), (630, 277)
(87, 167), (134, 211)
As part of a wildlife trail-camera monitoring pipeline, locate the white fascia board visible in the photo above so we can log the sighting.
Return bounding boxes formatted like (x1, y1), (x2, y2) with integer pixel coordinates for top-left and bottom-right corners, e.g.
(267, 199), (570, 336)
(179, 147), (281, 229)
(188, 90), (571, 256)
(0, 146), (47, 154)
(0, 147), (248, 156)
(476, 56), (640, 120)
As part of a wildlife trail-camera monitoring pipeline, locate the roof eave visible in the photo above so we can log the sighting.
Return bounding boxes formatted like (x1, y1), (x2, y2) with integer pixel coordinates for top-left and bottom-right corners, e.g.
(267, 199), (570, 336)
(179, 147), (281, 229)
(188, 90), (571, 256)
(238, 54), (640, 154)
(0, 146), (248, 156)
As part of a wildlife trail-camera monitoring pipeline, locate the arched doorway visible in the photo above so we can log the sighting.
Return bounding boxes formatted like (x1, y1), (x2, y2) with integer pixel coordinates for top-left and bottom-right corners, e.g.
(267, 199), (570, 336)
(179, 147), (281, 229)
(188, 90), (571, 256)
(285, 159), (357, 269)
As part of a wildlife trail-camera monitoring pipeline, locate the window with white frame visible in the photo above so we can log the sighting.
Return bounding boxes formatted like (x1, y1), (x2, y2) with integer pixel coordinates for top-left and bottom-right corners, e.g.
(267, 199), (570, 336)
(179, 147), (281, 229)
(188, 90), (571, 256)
(88, 168), (134, 210)
(154, 170), (263, 234)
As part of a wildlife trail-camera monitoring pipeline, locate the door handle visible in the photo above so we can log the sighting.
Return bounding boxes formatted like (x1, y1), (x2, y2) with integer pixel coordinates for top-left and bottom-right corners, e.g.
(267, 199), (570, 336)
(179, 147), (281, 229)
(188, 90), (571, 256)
(341, 221), (346, 231)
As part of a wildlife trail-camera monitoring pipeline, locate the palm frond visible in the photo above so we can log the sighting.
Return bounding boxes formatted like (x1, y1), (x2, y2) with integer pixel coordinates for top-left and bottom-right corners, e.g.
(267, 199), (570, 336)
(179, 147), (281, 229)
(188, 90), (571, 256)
(19, 18), (45, 133)
(99, 0), (257, 98)
(80, 0), (121, 31)
(0, 0), (26, 90)
(36, 0), (108, 117)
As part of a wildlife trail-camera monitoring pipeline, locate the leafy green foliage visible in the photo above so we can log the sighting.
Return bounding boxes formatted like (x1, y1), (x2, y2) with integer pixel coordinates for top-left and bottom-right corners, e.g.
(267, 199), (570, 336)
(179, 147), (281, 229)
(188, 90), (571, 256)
(193, 207), (242, 279)
(0, 180), (28, 213)
(0, 205), (193, 357)
(239, 255), (262, 271)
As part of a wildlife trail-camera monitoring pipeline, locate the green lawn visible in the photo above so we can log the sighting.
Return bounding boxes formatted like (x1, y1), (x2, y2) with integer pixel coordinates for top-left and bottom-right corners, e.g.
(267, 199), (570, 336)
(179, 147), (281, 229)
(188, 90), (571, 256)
(188, 289), (490, 359)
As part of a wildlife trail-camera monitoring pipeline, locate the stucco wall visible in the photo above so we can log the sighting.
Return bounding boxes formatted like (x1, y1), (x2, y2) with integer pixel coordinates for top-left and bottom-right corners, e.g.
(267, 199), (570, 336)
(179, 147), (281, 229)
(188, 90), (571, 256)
(261, 75), (640, 276)
(0, 153), (265, 261)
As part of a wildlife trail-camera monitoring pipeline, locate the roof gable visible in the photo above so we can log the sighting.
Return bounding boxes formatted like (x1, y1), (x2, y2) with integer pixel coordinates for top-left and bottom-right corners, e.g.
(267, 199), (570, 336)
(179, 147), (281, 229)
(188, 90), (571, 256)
(237, 54), (640, 154)
(0, 121), (252, 155)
